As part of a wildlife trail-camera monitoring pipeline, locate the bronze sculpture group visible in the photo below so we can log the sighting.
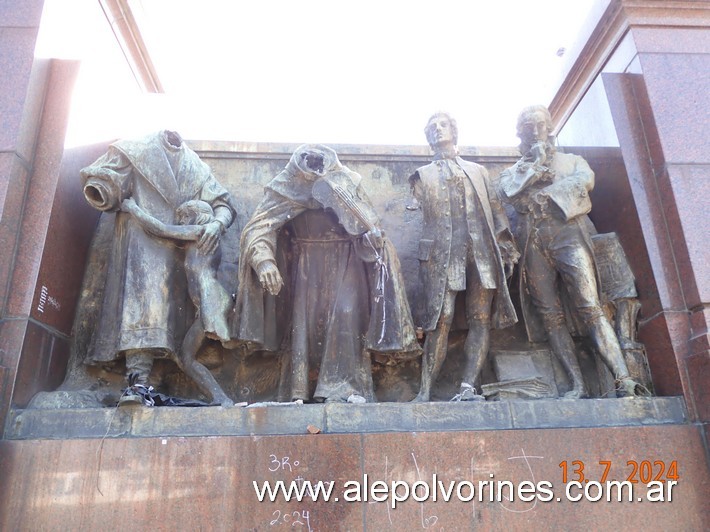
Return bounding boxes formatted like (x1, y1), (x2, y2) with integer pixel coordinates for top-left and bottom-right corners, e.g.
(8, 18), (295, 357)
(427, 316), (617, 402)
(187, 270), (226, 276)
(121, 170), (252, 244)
(78, 107), (648, 406)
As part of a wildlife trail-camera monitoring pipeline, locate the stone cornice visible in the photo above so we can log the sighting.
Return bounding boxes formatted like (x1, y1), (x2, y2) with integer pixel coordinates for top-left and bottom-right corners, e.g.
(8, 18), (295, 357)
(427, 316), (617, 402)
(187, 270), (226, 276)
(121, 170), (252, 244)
(549, 0), (710, 132)
(187, 140), (521, 164)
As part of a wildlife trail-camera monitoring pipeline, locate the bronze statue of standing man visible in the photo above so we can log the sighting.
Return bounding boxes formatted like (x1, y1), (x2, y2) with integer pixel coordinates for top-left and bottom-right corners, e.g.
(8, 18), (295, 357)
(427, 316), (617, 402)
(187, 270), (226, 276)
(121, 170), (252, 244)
(499, 105), (644, 398)
(410, 113), (519, 402)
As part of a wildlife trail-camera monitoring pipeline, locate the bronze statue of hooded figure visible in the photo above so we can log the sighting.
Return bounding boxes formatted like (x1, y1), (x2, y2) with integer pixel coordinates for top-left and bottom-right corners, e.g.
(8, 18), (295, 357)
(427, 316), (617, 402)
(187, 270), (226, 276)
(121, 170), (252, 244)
(231, 144), (419, 403)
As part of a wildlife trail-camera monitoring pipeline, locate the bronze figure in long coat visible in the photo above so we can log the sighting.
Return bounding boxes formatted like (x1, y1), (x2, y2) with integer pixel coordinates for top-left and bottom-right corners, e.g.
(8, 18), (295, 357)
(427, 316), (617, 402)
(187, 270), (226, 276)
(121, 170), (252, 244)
(231, 144), (419, 403)
(499, 105), (644, 398)
(410, 113), (518, 402)
(80, 130), (235, 392)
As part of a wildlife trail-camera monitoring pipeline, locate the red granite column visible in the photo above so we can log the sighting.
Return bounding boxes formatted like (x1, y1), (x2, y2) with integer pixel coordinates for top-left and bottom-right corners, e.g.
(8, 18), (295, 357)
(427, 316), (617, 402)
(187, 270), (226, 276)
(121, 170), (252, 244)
(0, 0), (46, 429)
(603, 73), (688, 396)
(630, 23), (710, 424)
(0, 0), (80, 429)
(603, 12), (710, 425)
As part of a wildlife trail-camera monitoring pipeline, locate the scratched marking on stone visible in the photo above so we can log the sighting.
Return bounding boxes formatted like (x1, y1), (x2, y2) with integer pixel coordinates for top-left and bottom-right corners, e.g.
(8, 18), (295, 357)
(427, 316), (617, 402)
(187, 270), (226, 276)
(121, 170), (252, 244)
(411, 452), (438, 529)
(499, 448), (544, 514)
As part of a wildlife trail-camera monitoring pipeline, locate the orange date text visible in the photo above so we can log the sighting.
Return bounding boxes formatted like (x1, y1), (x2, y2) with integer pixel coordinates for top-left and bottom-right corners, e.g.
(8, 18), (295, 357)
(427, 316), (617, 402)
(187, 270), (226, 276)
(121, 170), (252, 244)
(559, 460), (679, 484)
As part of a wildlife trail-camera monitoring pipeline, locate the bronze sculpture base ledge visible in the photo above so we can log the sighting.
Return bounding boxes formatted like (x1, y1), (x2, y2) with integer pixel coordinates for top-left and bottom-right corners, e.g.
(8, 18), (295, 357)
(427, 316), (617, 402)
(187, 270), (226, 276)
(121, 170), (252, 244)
(6, 397), (686, 440)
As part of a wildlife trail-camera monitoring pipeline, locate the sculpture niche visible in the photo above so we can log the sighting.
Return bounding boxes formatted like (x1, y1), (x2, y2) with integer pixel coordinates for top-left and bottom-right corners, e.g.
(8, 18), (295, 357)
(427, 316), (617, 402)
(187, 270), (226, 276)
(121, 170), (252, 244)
(498, 105), (648, 398)
(409, 113), (520, 402)
(231, 144), (420, 403)
(80, 130), (235, 405)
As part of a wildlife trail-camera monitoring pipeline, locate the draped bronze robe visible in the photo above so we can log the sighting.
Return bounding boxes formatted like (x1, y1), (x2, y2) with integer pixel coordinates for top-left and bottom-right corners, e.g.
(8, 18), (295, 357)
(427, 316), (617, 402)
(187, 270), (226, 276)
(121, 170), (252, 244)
(231, 145), (419, 401)
(80, 131), (234, 363)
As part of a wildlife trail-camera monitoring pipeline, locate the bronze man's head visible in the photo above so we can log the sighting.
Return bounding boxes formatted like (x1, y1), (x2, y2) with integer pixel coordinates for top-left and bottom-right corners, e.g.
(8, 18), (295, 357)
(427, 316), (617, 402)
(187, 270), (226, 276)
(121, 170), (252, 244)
(424, 112), (458, 150)
(516, 105), (554, 148)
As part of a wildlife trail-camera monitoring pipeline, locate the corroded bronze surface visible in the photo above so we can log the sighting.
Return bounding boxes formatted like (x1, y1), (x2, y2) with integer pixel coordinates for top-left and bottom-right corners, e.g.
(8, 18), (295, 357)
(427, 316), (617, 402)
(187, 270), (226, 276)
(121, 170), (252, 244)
(78, 130), (235, 404)
(409, 113), (519, 402)
(231, 144), (420, 403)
(27, 132), (653, 408)
(499, 106), (647, 399)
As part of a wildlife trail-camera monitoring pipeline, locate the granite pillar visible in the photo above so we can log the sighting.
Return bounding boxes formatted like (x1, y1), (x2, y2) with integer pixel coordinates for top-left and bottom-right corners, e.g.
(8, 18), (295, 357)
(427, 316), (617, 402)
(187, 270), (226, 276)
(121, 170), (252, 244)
(0, 0), (46, 430)
(551, 1), (710, 432)
(0, 0), (80, 429)
(632, 25), (710, 426)
(604, 16), (710, 424)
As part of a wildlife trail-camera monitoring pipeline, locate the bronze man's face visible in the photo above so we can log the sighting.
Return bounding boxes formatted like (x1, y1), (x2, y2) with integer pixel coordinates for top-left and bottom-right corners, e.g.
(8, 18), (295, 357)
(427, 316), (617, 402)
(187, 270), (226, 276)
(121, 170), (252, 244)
(519, 110), (550, 146)
(427, 115), (455, 150)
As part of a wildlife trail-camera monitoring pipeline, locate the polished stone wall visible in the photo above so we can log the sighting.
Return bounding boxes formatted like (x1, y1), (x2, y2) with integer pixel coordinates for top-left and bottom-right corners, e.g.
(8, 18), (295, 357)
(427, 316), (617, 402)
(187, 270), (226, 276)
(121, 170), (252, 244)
(0, 0), (82, 430)
(2, 423), (708, 529)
